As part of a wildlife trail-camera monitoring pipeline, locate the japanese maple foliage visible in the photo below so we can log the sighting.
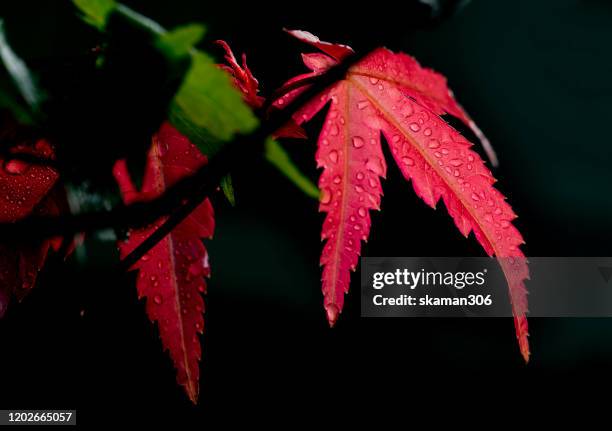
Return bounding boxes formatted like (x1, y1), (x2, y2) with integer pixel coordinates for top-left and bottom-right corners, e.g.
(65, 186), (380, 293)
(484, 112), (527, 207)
(0, 138), (62, 317)
(216, 40), (265, 109)
(272, 31), (529, 361)
(0, 139), (57, 222)
(0, 8), (533, 407)
(113, 122), (214, 403)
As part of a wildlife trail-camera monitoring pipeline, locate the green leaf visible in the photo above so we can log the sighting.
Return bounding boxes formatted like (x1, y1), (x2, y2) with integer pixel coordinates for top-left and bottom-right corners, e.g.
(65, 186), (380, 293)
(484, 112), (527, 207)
(220, 174), (236, 206)
(114, 4), (165, 35)
(156, 24), (206, 60)
(72, 0), (117, 30)
(265, 138), (319, 200)
(72, 1), (258, 156)
(172, 51), (258, 150)
(0, 19), (43, 114)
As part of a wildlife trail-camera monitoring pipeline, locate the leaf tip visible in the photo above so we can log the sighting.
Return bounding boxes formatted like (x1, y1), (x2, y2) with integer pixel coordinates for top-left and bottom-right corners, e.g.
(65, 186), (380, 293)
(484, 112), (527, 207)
(519, 337), (530, 364)
(515, 315), (530, 363)
(520, 338), (531, 364)
(325, 303), (339, 327)
(185, 382), (199, 404)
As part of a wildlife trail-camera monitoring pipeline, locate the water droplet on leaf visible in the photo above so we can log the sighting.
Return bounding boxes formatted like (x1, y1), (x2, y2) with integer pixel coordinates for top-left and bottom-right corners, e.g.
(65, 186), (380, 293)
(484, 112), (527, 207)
(3, 159), (29, 175)
(329, 150), (339, 164)
(352, 136), (365, 148)
(401, 157), (415, 166)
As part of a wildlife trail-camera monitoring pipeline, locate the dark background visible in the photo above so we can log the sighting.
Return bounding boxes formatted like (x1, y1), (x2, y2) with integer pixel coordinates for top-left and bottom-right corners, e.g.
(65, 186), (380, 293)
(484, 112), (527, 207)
(1, 0), (612, 425)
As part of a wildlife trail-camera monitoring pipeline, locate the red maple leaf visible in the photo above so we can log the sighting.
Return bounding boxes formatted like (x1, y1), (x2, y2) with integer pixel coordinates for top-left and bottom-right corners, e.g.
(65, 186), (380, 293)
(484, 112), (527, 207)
(0, 139), (58, 221)
(216, 40), (307, 139)
(216, 40), (265, 109)
(273, 30), (529, 361)
(0, 138), (61, 317)
(113, 122), (214, 403)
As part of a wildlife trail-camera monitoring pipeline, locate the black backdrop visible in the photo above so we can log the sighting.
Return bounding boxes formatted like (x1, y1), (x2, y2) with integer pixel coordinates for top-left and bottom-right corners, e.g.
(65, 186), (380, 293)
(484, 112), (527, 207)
(1, 0), (612, 426)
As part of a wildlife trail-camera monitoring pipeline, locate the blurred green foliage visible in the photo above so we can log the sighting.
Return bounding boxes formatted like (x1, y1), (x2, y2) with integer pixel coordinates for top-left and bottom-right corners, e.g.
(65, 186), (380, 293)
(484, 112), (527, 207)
(265, 138), (319, 200)
(0, 18), (42, 122)
(73, 0), (258, 154)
